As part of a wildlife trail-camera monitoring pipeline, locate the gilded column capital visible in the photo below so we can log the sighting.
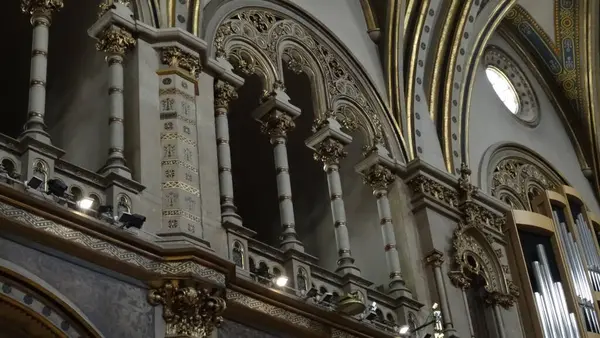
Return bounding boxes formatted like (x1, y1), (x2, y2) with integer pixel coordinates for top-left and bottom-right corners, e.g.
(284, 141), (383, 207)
(21, 0), (63, 17)
(148, 280), (226, 338)
(161, 46), (202, 77)
(98, 0), (131, 18)
(214, 81), (238, 110)
(260, 112), (295, 139)
(363, 164), (395, 192)
(96, 26), (136, 56)
(313, 137), (347, 166)
(425, 249), (444, 267)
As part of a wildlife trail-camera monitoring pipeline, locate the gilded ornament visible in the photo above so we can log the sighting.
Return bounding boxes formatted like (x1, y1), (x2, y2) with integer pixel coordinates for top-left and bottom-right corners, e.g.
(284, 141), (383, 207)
(313, 138), (347, 166)
(148, 280), (226, 338)
(98, 0), (130, 18)
(21, 0), (63, 16)
(214, 81), (238, 110)
(312, 110), (337, 132)
(363, 164), (395, 191)
(161, 47), (201, 77)
(259, 112), (295, 139)
(96, 26), (136, 56)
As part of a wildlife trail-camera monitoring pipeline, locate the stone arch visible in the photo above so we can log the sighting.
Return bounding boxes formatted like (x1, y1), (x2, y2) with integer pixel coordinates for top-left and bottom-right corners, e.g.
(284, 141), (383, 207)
(204, 1), (407, 161)
(0, 258), (104, 338)
(479, 143), (566, 210)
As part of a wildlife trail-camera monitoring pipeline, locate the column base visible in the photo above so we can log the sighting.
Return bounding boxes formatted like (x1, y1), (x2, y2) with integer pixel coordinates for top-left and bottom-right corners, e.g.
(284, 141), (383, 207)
(19, 128), (51, 145)
(335, 259), (361, 276)
(99, 163), (131, 179)
(280, 239), (304, 253)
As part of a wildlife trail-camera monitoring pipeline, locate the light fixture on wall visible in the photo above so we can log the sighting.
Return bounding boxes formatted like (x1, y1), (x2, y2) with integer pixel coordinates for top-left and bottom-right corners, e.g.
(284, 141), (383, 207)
(118, 212), (146, 229)
(396, 303), (442, 337)
(76, 197), (94, 210)
(273, 275), (288, 287)
(47, 178), (68, 198)
(25, 176), (43, 190)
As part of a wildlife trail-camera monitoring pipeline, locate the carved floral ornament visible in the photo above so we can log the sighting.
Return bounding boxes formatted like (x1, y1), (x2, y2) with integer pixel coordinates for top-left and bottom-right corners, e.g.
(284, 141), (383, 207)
(21, 0), (64, 17)
(213, 9), (383, 144)
(161, 47), (202, 77)
(148, 280), (226, 338)
(214, 81), (238, 110)
(96, 25), (136, 56)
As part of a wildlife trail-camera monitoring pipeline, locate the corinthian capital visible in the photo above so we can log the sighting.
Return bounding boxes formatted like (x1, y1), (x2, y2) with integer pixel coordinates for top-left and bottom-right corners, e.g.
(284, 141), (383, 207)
(425, 250), (444, 267)
(96, 26), (136, 56)
(313, 138), (347, 166)
(214, 81), (238, 110)
(148, 280), (226, 338)
(161, 47), (201, 77)
(363, 164), (395, 191)
(21, 0), (63, 17)
(260, 112), (295, 139)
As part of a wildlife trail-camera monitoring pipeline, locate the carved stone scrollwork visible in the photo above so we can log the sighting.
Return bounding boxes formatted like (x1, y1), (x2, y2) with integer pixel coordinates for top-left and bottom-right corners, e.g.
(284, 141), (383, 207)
(363, 164), (395, 192)
(313, 138), (347, 166)
(161, 47), (201, 77)
(406, 175), (458, 208)
(259, 112), (295, 139)
(21, 0), (63, 16)
(214, 81), (238, 110)
(96, 26), (136, 56)
(148, 280), (226, 338)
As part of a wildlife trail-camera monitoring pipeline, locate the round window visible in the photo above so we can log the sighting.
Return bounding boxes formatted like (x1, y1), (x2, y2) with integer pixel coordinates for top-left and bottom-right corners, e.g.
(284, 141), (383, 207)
(485, 66), (520, 115)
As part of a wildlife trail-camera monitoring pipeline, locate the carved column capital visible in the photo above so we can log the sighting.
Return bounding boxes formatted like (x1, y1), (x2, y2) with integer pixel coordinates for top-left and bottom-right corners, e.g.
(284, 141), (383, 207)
(260, 112), (295, 139)
(313, 137), (347, 166)
(425, 250), (444, 267)
(363, 164), (395, 192)
(161, 46), (202, 77)
(96, 25), (136, 57)
(148, 280), (226, 338)
(21, 0), (63, 18)
(98, 0), (131, 18)
(214, 81), (238, 110)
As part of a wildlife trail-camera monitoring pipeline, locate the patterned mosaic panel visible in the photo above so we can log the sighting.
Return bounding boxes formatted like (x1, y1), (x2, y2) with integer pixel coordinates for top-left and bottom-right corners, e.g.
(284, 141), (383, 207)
(159, 74), (203, 237)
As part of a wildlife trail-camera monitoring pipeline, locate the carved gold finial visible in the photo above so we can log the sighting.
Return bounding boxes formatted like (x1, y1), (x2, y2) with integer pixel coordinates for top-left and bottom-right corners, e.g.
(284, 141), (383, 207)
(313, 138), (347, 166)
(96, 26), (136, 56)
(259, 112), (295, 139)
(214, 81), (238, 110)
(148, 280), (226, 337)
(161, 47), (202, 77)
(21, 0), (63, 16)
(363, 164), (395, 191)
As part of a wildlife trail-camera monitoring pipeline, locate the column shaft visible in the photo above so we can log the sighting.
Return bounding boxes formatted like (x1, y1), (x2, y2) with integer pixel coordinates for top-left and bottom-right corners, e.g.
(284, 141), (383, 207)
(433, 265), (455, 332)
(493, 305), (507, 338)
(106, 55), (127, 169)
(272, 137), (299, 250)
(375, 191), (405, 287)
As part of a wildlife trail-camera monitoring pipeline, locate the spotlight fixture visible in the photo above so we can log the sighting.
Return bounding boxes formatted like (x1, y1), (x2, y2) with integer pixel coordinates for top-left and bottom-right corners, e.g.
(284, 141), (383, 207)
(47, 178), (67, 197)
(98, 205), (114, 216)
(76, 197), (94, 210)
(274, 275), (288, 287)
(398, 325), (410, 335)
(432, 302), (438, 310)
(320, 292), (334, 304)
(26, 176), (43, 190)
(304, 287), (318, 299)
(118, 212), (146, 229)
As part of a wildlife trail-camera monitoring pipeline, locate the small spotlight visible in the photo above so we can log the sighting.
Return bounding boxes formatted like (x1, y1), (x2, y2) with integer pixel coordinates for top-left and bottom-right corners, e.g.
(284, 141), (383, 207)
(432, 302), (438, 310)
(304, 287), (318, 299)
(320, 292), (333, 303)
(118, 212), (146, 229)
(398, 325), (410, 335)
(274, 275), (288, 287)
(98, 205), (113, 215)
(77, 197), (94, 210)
(26, 176), (43, 190)
(47, 178), (67, 197)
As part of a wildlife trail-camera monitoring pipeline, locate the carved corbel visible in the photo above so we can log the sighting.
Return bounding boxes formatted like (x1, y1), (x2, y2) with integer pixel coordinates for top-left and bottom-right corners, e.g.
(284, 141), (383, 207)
(148, 280), (226, 338)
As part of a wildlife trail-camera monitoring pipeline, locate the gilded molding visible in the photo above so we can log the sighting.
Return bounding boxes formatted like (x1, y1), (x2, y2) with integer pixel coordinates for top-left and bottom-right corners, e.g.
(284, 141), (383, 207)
(312, 138), (348, 166)
(21, 0), (63, 16)
(160, 47), (201, 77)
(96, 26), (136, 56)
(148, 280), (226, 338)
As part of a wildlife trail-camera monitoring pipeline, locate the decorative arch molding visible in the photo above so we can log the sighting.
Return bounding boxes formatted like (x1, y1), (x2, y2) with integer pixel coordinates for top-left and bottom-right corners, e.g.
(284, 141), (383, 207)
(479, 143), (566, 210)
(0, 258), (104, 338)
(203, 1), (407, 162)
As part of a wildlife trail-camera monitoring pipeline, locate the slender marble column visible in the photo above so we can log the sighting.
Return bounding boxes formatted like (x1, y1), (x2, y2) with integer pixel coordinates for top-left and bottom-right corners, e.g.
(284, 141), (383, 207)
(493, 305), (507, 338)
(259, 111), (304, 252)
(95, 26), (135, 176)
(310, 132), (360, 276)
(363, 163), (408, 293)
(20, 0), (64, 142)
(214, 80), (242, 225)
(425, 250), (458, 336)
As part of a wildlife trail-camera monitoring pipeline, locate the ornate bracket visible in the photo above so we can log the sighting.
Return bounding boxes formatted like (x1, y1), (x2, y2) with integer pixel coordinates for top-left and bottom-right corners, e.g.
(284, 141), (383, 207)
(148, 280), (226, 338)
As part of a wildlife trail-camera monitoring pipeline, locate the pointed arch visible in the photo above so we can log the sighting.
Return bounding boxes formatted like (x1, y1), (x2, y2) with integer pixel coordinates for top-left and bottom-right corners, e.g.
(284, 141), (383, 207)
(0, 258), (104, 338)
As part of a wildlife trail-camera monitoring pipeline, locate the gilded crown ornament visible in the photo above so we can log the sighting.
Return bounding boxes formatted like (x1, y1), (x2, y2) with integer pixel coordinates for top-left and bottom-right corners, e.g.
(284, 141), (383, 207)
(96, 26), (136, 56)
(21, 0), (63, 16)
(363, 164), (395, 191)
(161, 47), (202, 77)
(148, 280), (226, 338)
(259, 113), (295, 139)
(313, 138), (347, 166)
(214, 81), (238, 109)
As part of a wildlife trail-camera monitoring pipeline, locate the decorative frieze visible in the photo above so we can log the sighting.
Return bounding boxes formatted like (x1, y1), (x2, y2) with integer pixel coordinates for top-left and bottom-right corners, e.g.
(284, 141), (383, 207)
(149, 280), (226, 338)
(161, 47), (201, 77)
(406, 175), (459, 208)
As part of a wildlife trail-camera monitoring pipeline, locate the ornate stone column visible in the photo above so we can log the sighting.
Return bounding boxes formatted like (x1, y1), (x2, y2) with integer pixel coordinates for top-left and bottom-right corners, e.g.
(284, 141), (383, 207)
(148, 280), (226, 338)
(306, 117), (360, 276)
(95, 24), (135, 177)
(425, 250), (458, 336)
(492, 304), (507, 338)
(252, 91), (304, 252)
(214, 80), (242, 226)
(356, 142), (411, 296)
(20, 0), (64, 142)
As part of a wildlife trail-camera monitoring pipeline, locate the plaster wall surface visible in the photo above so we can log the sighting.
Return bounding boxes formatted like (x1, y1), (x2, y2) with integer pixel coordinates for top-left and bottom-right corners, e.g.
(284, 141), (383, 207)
(0, 236), (154, 338)
(468, 34), (600, 214)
